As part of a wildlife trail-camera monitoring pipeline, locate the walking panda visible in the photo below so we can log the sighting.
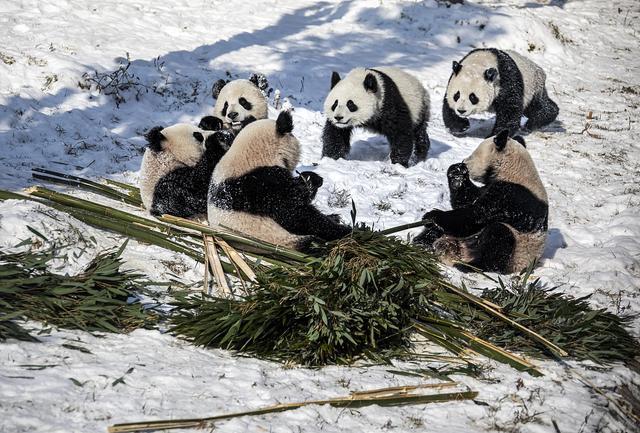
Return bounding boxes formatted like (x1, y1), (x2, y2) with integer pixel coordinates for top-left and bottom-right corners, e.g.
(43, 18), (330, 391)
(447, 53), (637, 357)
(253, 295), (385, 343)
(322, 67), (430, 167)
(443, 48), (558, 137)
(139, 119), (234, 218)
(199, 74), (269, 132)
(413, 130), (548, 274)
(208, 111), (351, 251)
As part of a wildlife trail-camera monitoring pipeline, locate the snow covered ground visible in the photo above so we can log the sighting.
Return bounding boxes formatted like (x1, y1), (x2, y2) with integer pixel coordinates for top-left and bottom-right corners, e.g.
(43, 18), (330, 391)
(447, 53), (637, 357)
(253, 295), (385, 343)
(1, 0), (639, 432)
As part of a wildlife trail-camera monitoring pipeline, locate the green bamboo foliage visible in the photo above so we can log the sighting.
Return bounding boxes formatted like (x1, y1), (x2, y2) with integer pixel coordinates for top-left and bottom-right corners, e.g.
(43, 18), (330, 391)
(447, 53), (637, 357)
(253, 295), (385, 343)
(0, 242), (155, 340)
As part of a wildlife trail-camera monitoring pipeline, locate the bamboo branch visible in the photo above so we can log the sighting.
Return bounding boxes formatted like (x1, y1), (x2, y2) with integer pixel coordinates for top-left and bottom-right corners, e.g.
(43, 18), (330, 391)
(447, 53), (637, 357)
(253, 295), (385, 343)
(108, 388), (478, 433)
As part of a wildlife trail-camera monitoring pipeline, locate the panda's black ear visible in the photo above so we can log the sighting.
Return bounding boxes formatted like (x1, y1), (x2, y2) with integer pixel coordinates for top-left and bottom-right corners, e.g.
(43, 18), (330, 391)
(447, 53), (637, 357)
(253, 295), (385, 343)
(249, 73), (269, 91)
(484, 67), (497, 82)
(211, 79), (228, 99)
(193, 131), (204, 143)
(330, 71), (341, 89)
(363, 73), (378, 93)
(452, 60), (462, 75)
(276, 110), (294, 135)
(494, 129), (509, 151)
(512, 135), (526, 148)
(145, 126), (165, 152)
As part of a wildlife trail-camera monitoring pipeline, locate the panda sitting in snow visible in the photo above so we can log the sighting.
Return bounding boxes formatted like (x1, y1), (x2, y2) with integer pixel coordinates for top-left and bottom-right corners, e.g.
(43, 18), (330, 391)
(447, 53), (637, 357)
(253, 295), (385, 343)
(322, 67), (430, 167)
(199, 74), (269, 133)
(414, 130), (548, 274)
(443, 48), (558, 137)
(208, 111), (351, 251)
(139, 119), (234, 218)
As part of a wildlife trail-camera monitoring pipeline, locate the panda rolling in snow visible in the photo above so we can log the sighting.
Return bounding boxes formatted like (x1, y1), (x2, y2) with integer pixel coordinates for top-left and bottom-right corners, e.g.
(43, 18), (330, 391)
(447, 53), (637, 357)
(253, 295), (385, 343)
(199, 74), (269, 133)
(139, 119), (234, 218)
(208, 111), (351, 251)
(414, 130), (548, 274)
(443, 48), (558, 137)
(322, 67), (430, 167)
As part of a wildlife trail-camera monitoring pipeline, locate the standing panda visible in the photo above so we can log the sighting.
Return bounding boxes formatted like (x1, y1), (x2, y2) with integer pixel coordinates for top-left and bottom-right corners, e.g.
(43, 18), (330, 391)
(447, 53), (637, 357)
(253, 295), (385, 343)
(208, 111), (351, 251)
(139, 119), (234, 218)
(413, 130), (548, 274)
(322, 67), (430, 167)
(443, 48), (559, 137)
(199, 74), (269, 132)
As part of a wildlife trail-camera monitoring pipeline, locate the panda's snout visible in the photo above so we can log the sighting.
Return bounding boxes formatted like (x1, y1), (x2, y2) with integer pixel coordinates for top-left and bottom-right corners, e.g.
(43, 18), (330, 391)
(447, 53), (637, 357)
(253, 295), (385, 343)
(334, 115), (344, 122)
(228, 111), (239, 120)
(457, 109), (467, 115)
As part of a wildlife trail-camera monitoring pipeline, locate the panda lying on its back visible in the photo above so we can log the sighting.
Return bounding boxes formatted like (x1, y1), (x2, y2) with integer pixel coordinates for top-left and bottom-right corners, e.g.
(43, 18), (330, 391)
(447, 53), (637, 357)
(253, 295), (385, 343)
(139, 119), (234, 218)
(199, 74), (269, 133)
(208, 111), (352, 251)
(322, 67), (430, 167)
(443, 48), (558, 137)
(414, 130), (548, 274)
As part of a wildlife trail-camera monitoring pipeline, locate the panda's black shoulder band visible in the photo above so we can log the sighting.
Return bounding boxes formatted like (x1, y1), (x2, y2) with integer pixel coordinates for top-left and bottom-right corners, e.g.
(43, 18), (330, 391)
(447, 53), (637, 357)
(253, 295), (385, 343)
(145, 126), (165, 152)
(276, 111), (294, 135)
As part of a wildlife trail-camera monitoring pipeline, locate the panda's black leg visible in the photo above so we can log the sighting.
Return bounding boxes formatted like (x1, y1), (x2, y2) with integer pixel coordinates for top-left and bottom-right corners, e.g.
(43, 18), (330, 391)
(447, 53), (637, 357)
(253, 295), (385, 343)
(490, 103), (523, 137)
(286, 205), (352, 241)
(413, 121), (430, 162)
(524, 88), (559, 131)
(447, 163), (482, 209)
(321, 120), (352, 160)
(468, 222), (516, 273)
(389, 132), (414, 167)
(442, 97), (470, 134)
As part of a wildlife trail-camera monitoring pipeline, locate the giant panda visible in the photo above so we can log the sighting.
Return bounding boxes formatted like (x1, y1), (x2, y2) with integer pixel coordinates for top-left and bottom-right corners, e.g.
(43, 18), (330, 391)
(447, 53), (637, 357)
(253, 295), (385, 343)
(443, 48), (559, 137)
(413, 130), (548, 274)
(208, 110), (352, 251)
(322, 67), (430, 167)
(199, 74), (269, 133)
(139, 119), (234, 218)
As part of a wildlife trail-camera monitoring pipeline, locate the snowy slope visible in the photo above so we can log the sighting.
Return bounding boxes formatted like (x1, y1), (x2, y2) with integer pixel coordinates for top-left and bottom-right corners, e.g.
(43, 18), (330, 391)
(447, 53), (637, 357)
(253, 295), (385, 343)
(1, 1), (639, 432)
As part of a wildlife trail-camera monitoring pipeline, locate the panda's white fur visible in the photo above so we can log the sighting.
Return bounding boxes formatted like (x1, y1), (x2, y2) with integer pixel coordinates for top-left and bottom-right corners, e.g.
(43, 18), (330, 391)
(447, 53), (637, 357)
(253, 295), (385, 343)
(324, 67), (428, 128)
(208, 117), (306, 249)
(446, 50), (544, 118)
(213, 79), (268, 131)
(139, 123), (210, 210)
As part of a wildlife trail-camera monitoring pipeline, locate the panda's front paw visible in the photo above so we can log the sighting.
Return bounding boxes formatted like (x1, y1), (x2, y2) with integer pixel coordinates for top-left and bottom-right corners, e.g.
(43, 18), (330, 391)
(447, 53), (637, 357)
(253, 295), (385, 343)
(447, 163), (470, 189)
(298, 171), (324, 189)
(413, 222), (444, 248)
(448, 119), (470, 135)
(199, 116), (224, 131)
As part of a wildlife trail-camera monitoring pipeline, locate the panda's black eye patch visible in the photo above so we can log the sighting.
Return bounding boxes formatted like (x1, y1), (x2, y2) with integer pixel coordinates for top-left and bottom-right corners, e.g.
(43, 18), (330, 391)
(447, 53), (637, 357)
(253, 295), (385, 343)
(347, 100), (358, 112)
(469, 93), (479, 105)
(453, 91), (460, 102)
(239, 97), (252, 110)
(222, 101), (229, 117)
(331, 100), (338, 111)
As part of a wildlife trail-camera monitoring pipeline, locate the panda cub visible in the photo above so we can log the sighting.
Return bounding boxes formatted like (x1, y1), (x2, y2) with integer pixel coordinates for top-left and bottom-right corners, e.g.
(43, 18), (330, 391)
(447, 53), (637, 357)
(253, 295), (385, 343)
(139, 119), (234, 218)
(199, 74), (269, 133)
(414, 130), (548, 274)
(443, 48), (558, 137)
(208, 111), (351, 251)
(322, 67), (430, 167)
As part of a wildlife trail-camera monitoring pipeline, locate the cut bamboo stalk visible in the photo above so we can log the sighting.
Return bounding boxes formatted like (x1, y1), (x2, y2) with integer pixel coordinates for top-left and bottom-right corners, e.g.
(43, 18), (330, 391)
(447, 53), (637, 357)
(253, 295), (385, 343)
(202, 236), (210, 293)
(108, 389), (478, 433)
(377, 219), (433, 236)
(217, 238), (257, 282)
(32, 170), (142, 206)
(204, 235), (231, 296)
